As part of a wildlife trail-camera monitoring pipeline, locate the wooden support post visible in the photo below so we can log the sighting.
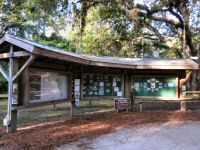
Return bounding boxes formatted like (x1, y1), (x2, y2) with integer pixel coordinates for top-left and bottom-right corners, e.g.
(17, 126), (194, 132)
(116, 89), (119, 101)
(7, 45), (16, 133)
(180, 101), (187, 112)
(9, 110), (17, 133)
(89, 100), (92, 106)
(71, 101), (76, 116)
(8, 58), (19, 133)
(139, 101), (143, 112)
(180, 70), (192, 98)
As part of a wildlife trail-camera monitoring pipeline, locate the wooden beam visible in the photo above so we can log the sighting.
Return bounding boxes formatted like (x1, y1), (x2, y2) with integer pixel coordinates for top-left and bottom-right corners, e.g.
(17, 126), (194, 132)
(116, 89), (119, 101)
(0, 51), (30, 59)
(32, 61), (67, 71)
(12, 54), (36, 82)
(0, 65), (8, 81)
(7, 44), (14, 133)
(0, 37), (5, 44)
(5, 35), (35, 52)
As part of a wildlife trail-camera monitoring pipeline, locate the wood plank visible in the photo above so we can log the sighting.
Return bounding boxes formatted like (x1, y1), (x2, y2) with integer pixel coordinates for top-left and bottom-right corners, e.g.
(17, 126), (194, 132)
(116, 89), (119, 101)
(5, 35), (35, 52)
(67, 72), (73, 100)
(31, 61), (67, 71)
(35, 48), (91, 66)
(12, 54), (36, 82)
(0, 51), (30, 59)
(21, 68), (29, 107)
(185, 91), (200, 94)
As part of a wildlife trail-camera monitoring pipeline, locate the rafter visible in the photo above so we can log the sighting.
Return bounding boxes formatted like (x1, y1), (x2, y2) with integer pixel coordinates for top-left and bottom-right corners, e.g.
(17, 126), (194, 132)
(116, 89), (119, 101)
(0, 51), (30, 59)
(12, 54), (37, 82)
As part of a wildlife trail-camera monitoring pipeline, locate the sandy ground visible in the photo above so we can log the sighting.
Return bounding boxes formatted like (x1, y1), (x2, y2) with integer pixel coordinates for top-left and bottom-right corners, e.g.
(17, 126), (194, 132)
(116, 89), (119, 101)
(1, 111), (200, 150)
(56, 121), (200, 150)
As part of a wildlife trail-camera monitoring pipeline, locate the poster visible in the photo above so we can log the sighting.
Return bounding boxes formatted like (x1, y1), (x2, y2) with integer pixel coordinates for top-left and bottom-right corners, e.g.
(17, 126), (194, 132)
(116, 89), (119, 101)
(12, 95), (18, 104)
(168, 83), (174, 88)
(114, 87), (119, 92)
(106, 82), (111, 86)
(134, 82), (140, 88)
(99, 87), (104, 95)
(113, 81), (117, 87)
(106, 89), (110, 93)
(151, 83), (155, 88)
(13, 83), (18, 93)
(74, 79), (80, 85)
(117, 78), (121, 81)
(100, 82), (104, 86)
(182, 85), (186, 91)
(75, 99), (80, 105)
(117, 92), (122, 97)
(164, 83), (168, 88)
(74, 86), (80, 92)
(40, 75), (67, 101)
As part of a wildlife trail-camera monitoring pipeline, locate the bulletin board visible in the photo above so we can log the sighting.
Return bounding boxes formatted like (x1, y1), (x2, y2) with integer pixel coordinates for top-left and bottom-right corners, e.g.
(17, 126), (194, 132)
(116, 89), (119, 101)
(133, 77), (177, 98)
(82, 74), (122, 97)
(29, 69), (68, 102)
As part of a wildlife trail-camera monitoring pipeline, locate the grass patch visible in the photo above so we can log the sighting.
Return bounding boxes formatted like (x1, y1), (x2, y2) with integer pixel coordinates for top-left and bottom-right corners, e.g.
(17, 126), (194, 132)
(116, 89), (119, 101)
(0, 98), (8, 111)
(18, 111), (69, 125)
(0, 104), (7, 111)
(0, 99), (114, 128)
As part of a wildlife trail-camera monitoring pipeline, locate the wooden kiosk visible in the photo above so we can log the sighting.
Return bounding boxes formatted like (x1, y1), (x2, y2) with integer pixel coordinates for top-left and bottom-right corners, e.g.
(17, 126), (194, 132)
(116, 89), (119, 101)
(0, 34), (199, 133)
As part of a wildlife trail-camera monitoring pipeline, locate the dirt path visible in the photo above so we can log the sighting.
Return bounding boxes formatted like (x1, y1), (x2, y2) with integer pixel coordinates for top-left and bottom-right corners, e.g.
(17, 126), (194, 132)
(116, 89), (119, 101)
(1, 111), (200, 150)
(57, 121), (200, 150)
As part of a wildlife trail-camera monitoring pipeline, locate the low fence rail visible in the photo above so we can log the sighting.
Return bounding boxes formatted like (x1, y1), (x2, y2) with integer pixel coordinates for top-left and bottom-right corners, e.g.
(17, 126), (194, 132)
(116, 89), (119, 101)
(0, 94), (8, 98)
(185, 91), (200, 100)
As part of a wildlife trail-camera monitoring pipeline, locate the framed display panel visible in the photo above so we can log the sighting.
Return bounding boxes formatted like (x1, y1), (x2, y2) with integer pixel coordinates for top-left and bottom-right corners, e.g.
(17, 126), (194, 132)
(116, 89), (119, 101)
(82, 74), (123, 97)
(133, 76), (178, 99)
(29, 69), (68, 103)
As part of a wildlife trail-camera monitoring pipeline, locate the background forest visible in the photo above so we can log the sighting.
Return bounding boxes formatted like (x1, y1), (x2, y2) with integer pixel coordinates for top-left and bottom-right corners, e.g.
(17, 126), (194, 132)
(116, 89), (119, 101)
(0, 0), (200, 92)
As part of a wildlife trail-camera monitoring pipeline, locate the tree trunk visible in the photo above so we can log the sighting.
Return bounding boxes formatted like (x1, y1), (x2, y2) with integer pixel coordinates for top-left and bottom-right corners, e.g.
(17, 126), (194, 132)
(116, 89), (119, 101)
(188, 58), (200, 91)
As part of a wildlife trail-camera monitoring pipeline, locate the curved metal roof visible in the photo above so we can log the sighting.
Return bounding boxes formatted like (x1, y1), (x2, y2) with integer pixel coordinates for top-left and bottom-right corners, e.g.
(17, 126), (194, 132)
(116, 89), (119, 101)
(0, 34), (199, 70)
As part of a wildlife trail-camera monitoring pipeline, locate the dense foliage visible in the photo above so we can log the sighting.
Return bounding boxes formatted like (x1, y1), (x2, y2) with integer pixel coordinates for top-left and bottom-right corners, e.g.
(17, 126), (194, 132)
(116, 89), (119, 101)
(0, 0), (200, 91)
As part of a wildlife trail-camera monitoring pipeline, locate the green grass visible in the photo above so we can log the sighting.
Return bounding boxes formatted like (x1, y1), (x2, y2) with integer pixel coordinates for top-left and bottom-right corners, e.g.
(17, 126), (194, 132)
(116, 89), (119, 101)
(0, 99), (7, 127)
(0, 99), (7, 110)
(18, 111), (69, 125)
(0, 99), (114, 128)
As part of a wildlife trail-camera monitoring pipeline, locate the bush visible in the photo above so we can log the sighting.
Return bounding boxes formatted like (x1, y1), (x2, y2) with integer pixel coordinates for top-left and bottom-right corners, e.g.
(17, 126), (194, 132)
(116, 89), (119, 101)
(0, 76), (7, 94)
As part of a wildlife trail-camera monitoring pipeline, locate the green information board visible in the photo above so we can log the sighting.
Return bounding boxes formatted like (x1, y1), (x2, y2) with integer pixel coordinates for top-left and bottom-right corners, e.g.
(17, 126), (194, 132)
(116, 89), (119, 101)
(133, 77), (177, 98)
(83, 74), (122, 97)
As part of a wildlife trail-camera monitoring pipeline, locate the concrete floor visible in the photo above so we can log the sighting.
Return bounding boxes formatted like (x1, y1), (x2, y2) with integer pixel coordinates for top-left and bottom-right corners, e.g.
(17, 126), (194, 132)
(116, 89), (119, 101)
(56, 121), (200, 150)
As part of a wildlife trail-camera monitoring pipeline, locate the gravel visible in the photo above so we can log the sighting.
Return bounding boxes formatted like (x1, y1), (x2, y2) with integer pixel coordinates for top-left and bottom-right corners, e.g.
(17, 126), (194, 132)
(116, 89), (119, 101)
(56, 121), (200, 150)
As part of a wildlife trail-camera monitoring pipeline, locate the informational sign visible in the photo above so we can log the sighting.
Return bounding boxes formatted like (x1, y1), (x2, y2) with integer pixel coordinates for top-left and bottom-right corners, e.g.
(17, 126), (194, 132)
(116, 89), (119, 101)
(117, 91), (122, 97)
(83, 74), (122, 97)
(133, 77), (177, 98)
(29, 71), (68, 102)
(114, 98), (130, 110)
(12, 95), (18, 105)
(182, 85), (186, 91)
(75, 99), (80, 105)
(74, 79), (81, 105)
